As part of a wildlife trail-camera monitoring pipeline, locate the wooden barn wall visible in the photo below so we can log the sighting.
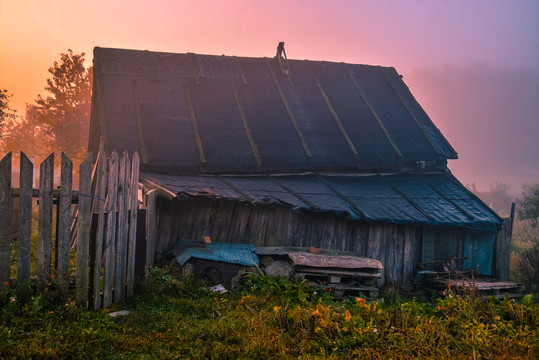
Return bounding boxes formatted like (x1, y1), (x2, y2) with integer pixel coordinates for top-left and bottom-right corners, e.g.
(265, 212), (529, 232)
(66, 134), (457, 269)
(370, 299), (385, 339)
(155, 197), (424, 287)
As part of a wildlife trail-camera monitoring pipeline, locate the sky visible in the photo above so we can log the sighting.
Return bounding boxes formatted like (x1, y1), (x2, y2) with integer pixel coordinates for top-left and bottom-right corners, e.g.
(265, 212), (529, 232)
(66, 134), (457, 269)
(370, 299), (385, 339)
(1, 0), (538, 195)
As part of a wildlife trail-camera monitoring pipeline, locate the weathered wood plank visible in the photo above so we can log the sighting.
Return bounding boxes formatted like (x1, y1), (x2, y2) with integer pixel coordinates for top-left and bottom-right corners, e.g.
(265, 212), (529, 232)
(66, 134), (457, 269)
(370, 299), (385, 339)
(103, 151), (119, 308)
(495, 217), (512, 281)
(93, 151), (108, 309)
(57, 153), (72, 293)
(385, 225), (404, 285)
(367, 224), (386, 287)
(76, 155), (92, 307)
(17, 152), (33, 282)
(402, 225), (417, 287)
(127, 152), (140, 297)
(37, 154), (54, 288)
(114, 151), (130, 303)
(145, 189), (157, 277)
(0, 152), (12, 284)
(11, 188), (79, 201)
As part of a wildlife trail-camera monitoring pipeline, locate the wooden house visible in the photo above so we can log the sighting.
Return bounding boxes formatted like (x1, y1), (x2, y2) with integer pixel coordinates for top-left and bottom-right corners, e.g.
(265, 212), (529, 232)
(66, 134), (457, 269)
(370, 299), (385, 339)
(88, 46), (506, 287)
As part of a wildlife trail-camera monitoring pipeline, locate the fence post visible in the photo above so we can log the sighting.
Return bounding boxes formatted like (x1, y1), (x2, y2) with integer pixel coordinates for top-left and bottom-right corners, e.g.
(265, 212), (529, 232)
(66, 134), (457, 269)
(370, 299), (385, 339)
(76, 155), (92, 307)
(114, 151), (130, 302)
(17, 152), (33, 282)
(127, 152), (140, 297)
(103, 151), (119, 308)
(57, 153), (72, 294)
(145, 189), (157, 278)
(37, 154), (54, 289)
(0, 152), (12, 284)
(93, 150), (108, 309)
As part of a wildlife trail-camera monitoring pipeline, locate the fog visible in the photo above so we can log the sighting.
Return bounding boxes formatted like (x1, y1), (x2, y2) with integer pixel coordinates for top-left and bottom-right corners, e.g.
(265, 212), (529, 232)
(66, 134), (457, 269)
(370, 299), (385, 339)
(1, 0), (538, 194)
(406, 65), (539, 194)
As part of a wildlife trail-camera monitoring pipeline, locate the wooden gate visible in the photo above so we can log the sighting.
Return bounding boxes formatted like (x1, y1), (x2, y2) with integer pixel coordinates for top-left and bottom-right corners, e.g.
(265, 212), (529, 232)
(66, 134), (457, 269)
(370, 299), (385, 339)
(0, 146), (147, 309)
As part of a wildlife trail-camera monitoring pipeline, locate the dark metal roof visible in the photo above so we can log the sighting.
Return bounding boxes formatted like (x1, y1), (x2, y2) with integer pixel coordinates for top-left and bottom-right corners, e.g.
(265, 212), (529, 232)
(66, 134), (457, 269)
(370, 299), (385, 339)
(90, 47), (457, 175)
(141, 172), (502, 232)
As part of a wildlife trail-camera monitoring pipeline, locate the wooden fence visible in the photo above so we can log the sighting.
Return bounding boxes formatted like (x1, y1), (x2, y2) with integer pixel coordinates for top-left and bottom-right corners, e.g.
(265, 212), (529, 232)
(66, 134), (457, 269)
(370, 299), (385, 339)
(0, 147), (149, 309)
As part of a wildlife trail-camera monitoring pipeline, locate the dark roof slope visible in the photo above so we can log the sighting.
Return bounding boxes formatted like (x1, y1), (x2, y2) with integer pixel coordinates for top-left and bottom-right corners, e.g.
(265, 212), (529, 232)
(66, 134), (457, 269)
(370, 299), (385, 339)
(90, 47), (457, 175)
(141, 172), (501, 232)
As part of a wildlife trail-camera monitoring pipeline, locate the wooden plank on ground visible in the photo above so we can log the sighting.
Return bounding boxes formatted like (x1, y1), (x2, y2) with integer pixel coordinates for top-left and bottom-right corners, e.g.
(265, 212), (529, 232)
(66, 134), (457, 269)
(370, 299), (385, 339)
(287, 252), (383, 270)
(114, 151), (130, 303)
(103, 151), (119, 308)
(93, 152), (108, 309)
(37, 154), (54, 288)
(145, 189), (157, 277)
(76, 155), (92, 307)
(57, 153), (72, 294)
(127, 152), (140, 297)
(0, 152), (12, 284)
(17, 152), (33, 282)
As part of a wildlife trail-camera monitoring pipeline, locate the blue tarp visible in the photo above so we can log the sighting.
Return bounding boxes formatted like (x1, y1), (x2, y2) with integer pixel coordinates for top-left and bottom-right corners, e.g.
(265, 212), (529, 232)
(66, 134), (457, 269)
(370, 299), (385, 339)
(170, 239), (259, 267)
(143, 172), (502, 232)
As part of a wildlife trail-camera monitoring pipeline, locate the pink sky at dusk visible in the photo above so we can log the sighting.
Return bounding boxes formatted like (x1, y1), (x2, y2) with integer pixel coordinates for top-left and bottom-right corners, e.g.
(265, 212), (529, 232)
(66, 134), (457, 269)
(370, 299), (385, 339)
(1, 0), (538, 194)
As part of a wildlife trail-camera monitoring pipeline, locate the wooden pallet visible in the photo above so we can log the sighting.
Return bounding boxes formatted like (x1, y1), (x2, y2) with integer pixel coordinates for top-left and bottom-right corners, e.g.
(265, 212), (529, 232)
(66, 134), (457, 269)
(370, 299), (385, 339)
(295, 267), (380, 299)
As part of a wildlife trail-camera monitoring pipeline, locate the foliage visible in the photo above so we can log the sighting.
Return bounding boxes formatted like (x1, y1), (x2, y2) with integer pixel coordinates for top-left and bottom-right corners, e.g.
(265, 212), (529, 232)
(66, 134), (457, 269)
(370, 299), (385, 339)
(515, 240), (539, 291)
(1, 268), (538, 359)
(1, 50), (92, 158)
(244, 269), (327, 305)
(517, 183), (539, 227)
(0, 89), (17, 136)
(0, 105), (51, 156)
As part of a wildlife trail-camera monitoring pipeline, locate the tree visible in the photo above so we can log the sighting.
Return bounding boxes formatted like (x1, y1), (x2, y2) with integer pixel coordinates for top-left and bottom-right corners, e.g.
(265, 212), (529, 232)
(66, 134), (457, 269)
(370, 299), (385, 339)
(0, 89), (17, 136)
(1, 50), (92, 170)
(517, 183), (539, 227)
(30, 49), (92, 158)
(1, 104), (51, 156)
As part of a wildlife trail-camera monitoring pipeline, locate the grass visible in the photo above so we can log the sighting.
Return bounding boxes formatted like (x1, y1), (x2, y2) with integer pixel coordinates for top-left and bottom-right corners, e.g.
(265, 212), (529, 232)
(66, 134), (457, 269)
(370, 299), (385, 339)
(1, 266), (538, 359)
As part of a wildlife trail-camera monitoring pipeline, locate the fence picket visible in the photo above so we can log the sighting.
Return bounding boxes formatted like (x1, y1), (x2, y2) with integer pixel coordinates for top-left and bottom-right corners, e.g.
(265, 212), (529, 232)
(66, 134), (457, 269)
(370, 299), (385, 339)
(37, 154), (54, 288)
(103, 151), (119, 308)
(76, 155), (92, 306)
(57, 153), (73, 293)
(17, 152), (33, 282)
(114, 151), (130, 302)
(93, 151), (108, 309)
(127, 152), (140, 297)
(0, 152), (12, 284)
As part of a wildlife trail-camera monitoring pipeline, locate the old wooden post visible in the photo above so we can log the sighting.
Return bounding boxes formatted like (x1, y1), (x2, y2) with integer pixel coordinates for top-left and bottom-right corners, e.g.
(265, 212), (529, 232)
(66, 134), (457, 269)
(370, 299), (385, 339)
(37, 154), (54, 288)
(126, 152), (140, 297)
(114, 151), (130, 302)
(0, 152), (12, 284)
(57, 153), (72, 293)
(17, 152), (33, 282)
(76, 155), (92, 306)
(145, 189), (157, 277)
(93, 150), (108, 309)
(103, 151), (119, 308)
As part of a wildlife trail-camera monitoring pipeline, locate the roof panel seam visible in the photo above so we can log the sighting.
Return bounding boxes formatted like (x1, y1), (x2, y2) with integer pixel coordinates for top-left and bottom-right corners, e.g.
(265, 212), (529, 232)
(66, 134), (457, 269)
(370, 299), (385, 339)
(267, 175), (318, 210)
(265, 57), (313, 158)
(343, 63), (402, 158)
(308, 61), (359, 157)
(315, 173), (364, 219)
(379, 67), (441, 155)
(376, 173), (434, 221)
